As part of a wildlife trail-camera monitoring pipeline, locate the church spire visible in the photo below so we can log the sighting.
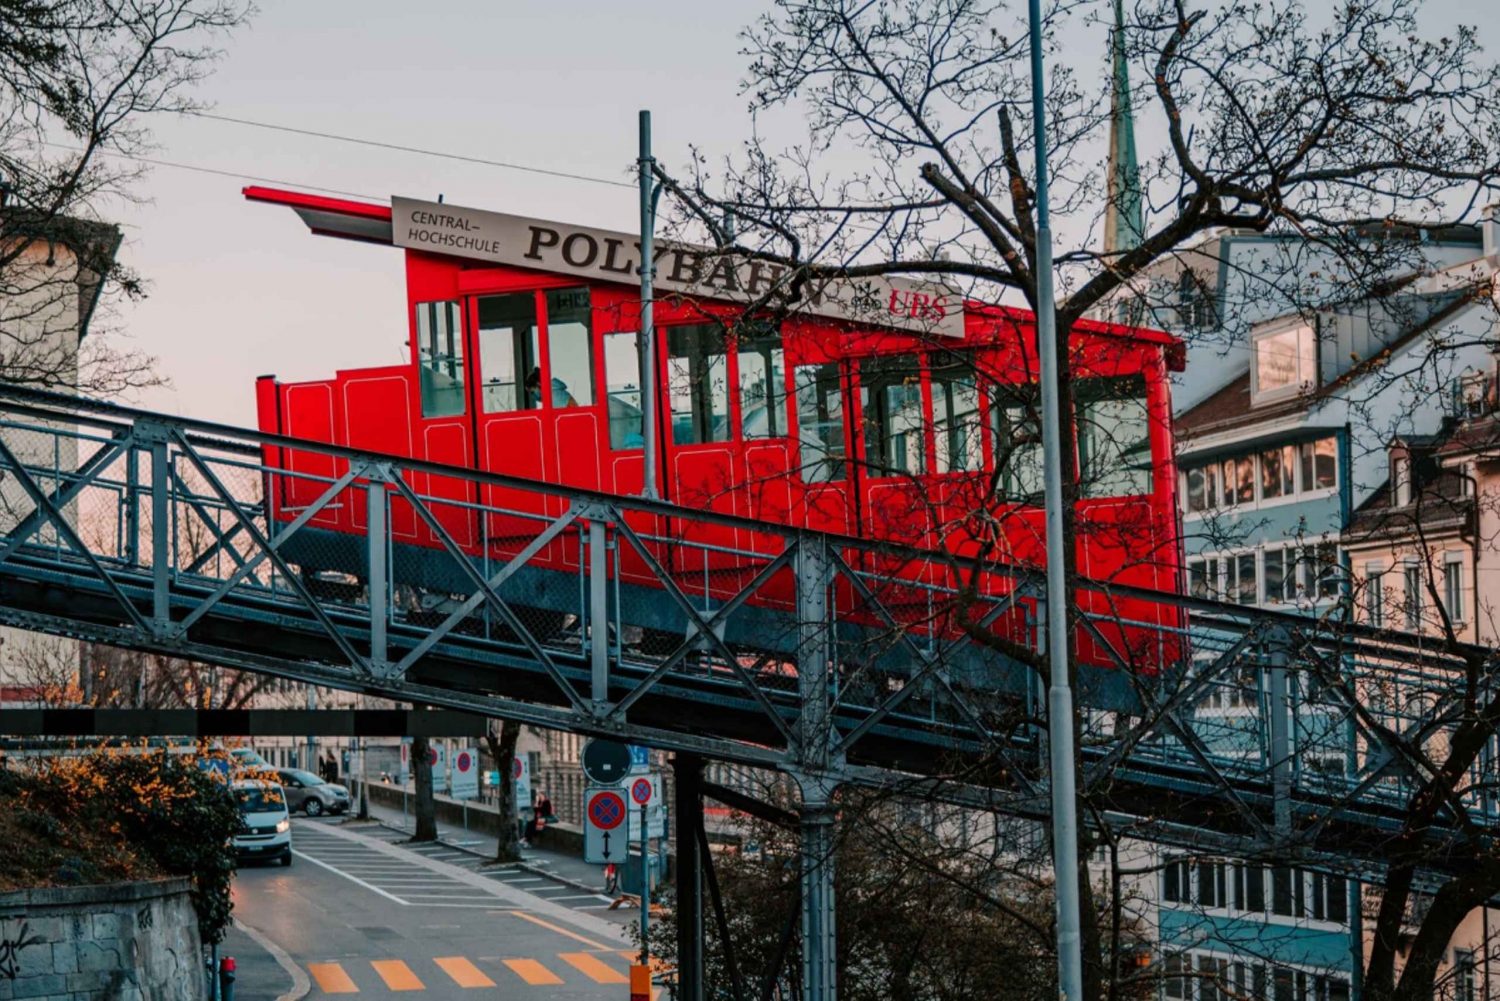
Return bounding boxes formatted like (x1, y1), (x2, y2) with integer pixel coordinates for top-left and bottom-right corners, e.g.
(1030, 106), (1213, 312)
(1104, 0), (1143, 257)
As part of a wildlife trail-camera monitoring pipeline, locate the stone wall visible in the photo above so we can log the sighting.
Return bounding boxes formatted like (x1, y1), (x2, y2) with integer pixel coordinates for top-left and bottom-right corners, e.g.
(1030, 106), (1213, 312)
(0, 877), (204, 1001)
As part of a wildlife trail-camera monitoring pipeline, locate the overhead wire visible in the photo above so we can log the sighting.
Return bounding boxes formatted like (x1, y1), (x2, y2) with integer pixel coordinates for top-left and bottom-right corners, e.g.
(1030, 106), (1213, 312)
(37, 141), (383, 200)
(185, 111), (636, 190)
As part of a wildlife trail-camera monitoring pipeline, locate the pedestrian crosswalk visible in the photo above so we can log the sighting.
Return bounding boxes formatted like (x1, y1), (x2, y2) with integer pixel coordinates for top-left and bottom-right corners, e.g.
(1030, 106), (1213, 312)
(306, 952), (650, 993)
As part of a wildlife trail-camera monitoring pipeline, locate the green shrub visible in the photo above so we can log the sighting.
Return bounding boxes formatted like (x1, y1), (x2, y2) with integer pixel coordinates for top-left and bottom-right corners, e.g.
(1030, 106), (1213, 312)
(4, 747), (243, 942)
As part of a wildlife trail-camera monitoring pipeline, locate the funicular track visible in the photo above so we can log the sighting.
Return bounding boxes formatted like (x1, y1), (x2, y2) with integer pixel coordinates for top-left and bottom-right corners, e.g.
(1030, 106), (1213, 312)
(0, 384), (1494, 880)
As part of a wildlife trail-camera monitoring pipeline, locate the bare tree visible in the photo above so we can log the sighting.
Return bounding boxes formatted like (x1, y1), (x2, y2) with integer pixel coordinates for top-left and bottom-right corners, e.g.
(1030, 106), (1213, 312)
(483, 718), (524, 863)
(651, 2), (1500, 1000)
(0, 0), (251, 394)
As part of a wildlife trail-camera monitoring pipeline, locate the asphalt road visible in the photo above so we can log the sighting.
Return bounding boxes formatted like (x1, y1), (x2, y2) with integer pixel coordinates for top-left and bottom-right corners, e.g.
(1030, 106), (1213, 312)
(231, 818), (651, 999)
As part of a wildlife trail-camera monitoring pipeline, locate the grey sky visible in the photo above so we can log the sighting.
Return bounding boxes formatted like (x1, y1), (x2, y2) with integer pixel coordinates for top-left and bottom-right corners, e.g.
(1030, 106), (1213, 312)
(101, 0), (1492, 427)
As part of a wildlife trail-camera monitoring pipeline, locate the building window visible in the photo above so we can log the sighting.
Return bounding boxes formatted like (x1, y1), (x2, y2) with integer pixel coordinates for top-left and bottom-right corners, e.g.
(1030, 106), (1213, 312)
(1456, 950), (1477, 1001)
(1300, 437), (1337, 492)
(1309, 871), (1348, 923)
(794, 363), (846, 484)
(1404, 564), (1422, 630)
(1188, 557), (1219, 599)
(1234, 553), (1258, 605)
(1252, 323), (1315, 402)
(1444, 558), (1465, 623)
(1163, 855), (1191, 903)
(1198, 860), (1227, 908)
(1305, 543), (1341, 600)
(1233, 862), (1266, 912)
(1367, 569), (1386, 627)
(416, 300), (466, 418)
(1261, 444), (1296, 500)
(1393, 453), (1412, 507)
(1183, 436), (1335, 517)
(1457, 370), (1489, 419)
(1163, 953), (1186, 1000)
(1186, 462), (1220, 513)
(1263, 548), (1290, 603)
(667, 324), (731, 445)
(1226, 456), (1255, 506)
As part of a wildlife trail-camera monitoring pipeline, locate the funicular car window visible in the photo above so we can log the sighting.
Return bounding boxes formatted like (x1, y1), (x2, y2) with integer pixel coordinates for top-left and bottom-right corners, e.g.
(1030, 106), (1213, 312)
(991, 382), (1042, 500)
(544, 287), (594, 407)
(668, 323), (730, 445)
(737, 323), (785, 439)
(860, 355), (926, 476)
(794, 362), (846, 483)
(604, 330), (643, 448)
(416, 300), (465, 418)
(477, 293), (540, 413)
(929, 352), (982, 473)
(1077, 374), (1152, 498)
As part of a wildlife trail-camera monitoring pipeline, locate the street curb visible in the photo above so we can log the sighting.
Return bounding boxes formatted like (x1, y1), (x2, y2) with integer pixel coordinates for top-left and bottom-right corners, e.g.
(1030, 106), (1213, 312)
(375, 820), (610, 898)
(235, 920), (310, 1001)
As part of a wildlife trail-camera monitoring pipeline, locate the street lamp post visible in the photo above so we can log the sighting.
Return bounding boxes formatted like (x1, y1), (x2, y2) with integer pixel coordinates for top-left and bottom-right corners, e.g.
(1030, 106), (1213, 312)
(1025, 1), (1086, 999)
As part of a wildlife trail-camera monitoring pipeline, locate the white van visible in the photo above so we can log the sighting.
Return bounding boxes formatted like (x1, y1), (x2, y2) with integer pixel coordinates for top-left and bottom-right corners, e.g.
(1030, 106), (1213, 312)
(232, 780), (292, 866)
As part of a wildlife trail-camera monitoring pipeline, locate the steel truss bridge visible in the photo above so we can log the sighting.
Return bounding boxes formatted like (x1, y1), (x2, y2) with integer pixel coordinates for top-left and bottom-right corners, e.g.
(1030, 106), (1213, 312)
(0, 385), (1494, 1000)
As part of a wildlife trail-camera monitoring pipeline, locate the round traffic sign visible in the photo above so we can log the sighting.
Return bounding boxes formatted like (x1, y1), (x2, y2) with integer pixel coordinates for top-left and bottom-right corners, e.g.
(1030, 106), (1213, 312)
(581, 740), (631, 785)
(427, 748), (438, 766)
(630, 777), (653, 805)
(588, 790), (626, 830)
(457, 751), (473, 773)
(512, 757), (523, 780)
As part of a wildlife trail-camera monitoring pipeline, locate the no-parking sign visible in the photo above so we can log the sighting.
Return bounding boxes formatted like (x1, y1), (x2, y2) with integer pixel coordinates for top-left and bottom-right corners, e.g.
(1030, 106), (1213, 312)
(584, 787), (627, 864)
(451, 748), (478, 800)
(629, 775), (659, 807)
(513, 756), (531, 816)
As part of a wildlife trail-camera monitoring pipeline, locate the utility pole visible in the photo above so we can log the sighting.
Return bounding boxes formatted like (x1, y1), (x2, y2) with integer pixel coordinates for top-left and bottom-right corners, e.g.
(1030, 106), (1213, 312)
(638, 109), (659, 500)
(1026, 1), (1084, 998)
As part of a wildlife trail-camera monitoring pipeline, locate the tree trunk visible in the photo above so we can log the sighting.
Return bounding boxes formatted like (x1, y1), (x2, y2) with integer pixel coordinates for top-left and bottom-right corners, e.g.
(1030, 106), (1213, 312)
(484, 720), (524, 863)
(412, 734), (437, 842)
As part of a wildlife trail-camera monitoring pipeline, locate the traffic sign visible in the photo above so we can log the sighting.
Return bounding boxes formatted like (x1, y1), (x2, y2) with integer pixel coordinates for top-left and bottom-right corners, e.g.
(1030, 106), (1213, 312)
(628, 802), (666, 842)
(451, 748), (478, 800)
(428, 744), (447, 794)
(581, 739), (631, 786)
(629, 775), (658, 806)
(584, 787), (628, 864)
(513, 755), (531, 816)
(627, 744), (650, 773)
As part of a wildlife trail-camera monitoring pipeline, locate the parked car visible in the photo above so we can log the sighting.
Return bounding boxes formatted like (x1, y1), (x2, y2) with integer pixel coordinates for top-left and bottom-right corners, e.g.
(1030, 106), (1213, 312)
(274, 768), (350, 817)
(232, 780), (291, 866)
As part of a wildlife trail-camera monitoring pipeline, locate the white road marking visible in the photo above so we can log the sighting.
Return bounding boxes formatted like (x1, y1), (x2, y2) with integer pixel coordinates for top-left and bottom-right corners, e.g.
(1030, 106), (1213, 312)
(290, 850), (409, 905)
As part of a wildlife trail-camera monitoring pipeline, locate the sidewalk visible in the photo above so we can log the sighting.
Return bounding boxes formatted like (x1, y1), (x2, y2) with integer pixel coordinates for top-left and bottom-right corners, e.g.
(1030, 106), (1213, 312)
(362, 800), (612, 893)
(221, 922), (303, 1001)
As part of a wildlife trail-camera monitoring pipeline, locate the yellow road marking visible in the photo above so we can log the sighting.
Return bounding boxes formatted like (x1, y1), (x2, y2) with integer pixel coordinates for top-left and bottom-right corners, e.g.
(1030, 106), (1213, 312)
(506, 910), (610, 950)
(435, 956), (495, 988)
(560, 952), (628, 984)
(371, 960), (424, 991)
(308, 962), (358, 993)
(503, 959), (563, 985)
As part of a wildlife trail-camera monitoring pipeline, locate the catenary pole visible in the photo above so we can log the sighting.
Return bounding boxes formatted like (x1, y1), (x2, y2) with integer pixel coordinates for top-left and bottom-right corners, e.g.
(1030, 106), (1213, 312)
(638, 110), (659, 500)
(1026, 1), (1085, 999)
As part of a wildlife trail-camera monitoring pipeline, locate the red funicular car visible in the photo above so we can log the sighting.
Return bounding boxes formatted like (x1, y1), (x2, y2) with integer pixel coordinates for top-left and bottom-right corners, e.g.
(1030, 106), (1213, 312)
(248, 187), (1184, 691)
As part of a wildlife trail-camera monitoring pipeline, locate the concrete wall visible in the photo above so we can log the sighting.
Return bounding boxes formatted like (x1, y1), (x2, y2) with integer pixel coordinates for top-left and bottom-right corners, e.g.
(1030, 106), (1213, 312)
(0, 877), (204, 1001)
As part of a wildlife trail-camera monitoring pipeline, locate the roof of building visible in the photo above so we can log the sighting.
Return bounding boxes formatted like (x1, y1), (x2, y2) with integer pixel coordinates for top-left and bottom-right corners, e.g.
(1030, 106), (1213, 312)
(1346, 432), (1472, 544)
(1176, 291), (1480, 441)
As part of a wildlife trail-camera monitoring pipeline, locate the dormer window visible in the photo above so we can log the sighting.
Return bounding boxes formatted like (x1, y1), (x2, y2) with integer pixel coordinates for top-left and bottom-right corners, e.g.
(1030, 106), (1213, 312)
(1393, 452), (1412, 507)
(1251, 322), (1315, 406)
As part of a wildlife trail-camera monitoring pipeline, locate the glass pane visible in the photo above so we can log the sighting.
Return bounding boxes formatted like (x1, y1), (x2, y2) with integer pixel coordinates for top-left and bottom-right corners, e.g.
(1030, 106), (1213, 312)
(794, 363), (845, 483)
(861, 356), (926, 476)
(667, 324), (730, 445)
(1187, 467), (1205, 511)
(1264, 548), (1285, 602)
(1189, 559), (1208, 598)
(544, 287), (593, 407)
(1078, 376), (1152, 498)
(1236, 553), (1257, 605)
(1256, 326), (1311, 393)
(417, 301), (465, 418)
(738, 327), (785, 439)
(604, 331), (643, 449)
(930, 354), (982, 473)
(477, 293), (540, 413)
(1314, 437), (1336, 489)
(993, 382), (1042, 500)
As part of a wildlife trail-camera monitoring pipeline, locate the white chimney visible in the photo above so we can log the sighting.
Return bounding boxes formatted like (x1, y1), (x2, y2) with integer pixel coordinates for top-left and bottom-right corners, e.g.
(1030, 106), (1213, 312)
(1485, 203), (1500, 261)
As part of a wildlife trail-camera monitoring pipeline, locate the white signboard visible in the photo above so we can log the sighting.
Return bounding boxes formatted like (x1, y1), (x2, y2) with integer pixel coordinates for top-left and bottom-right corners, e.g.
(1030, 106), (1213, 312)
(628, 802), (667, 843)
(513, 756), (532, 817)
(393, 196), (963, 338)
(426, 744), (447, 795)
(583, 786), (629, 865)
(450, 747), (479, 800)
(397, 738), (410, 786)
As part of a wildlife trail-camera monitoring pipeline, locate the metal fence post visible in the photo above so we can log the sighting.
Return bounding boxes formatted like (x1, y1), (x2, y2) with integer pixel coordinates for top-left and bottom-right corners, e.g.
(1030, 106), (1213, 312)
(367, 471), (388, 671)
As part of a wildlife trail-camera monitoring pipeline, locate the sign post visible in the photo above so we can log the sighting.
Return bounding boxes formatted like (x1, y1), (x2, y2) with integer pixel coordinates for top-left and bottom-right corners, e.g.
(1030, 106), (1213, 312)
(584, 787), (627, 864)
(630, 773), (656, 963)
(451, 748), (479, 838)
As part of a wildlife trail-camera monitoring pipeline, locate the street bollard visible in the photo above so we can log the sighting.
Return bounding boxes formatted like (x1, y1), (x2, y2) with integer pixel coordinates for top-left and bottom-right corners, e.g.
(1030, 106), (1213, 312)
(630, 963), (651, 1001)
(219, 956), (236, 1001)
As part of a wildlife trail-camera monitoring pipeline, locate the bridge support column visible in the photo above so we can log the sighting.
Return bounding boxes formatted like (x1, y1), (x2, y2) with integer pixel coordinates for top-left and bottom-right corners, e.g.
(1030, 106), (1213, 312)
(367, 472), (388, 670)
(145, 424), (170, 636)
(588, 513), (609, 711)
(673, 753), (704, 1001)
(797, 781), (838, 1001)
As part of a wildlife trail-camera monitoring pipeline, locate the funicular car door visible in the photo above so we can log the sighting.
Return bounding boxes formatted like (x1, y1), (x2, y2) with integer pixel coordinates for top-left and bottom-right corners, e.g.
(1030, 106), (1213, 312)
(406, 298), (477, 552)
(786, 330), (857, 537)
(852, 343), (938, 558)
(466, 278), (609, 571)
